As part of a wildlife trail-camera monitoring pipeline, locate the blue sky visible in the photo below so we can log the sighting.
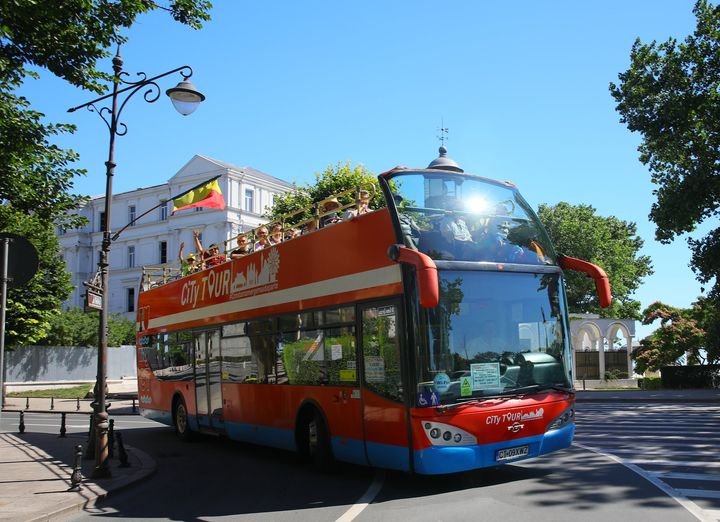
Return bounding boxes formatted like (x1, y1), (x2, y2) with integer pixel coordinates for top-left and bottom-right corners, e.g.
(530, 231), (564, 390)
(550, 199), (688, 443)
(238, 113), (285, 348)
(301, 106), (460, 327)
(21, 1), (711, 340)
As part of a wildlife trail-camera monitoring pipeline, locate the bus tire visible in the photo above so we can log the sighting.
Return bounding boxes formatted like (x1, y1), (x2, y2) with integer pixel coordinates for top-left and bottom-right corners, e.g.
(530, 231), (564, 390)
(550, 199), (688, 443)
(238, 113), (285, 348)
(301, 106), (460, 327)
(300, 409), (335, 472)
(173, 396), (195, 442)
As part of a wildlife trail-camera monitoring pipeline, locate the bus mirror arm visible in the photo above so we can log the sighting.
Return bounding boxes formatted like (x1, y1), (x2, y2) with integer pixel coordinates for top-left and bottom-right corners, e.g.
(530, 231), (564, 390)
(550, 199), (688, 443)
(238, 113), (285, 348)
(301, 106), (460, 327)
(387, 244), (439, 308)
(558, 254), (612, 308)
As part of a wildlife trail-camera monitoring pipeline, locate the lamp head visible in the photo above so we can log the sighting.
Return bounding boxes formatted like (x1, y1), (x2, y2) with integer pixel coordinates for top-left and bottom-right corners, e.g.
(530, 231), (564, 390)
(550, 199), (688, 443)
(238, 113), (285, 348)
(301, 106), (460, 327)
(166, 80), (205, 116)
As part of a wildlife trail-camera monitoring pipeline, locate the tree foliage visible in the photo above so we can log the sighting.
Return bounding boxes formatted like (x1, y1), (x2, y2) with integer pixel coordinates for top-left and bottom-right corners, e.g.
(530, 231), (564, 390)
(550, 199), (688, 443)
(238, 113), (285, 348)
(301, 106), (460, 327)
(264, 162), (383, 224)
(610, 0), (720, 298)
(632, 297), (720, 373)
(538, 202), (653, 319)
(39, 307), (136, 347)
(0, 206), (72, 346)
(0, 0), (212, 344)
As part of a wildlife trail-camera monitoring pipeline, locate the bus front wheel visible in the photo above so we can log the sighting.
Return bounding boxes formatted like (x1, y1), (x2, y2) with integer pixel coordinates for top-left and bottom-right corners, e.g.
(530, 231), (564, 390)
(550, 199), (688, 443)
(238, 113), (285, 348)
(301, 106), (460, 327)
(300, 410), (334, 471)
(173, 397), (195, 442)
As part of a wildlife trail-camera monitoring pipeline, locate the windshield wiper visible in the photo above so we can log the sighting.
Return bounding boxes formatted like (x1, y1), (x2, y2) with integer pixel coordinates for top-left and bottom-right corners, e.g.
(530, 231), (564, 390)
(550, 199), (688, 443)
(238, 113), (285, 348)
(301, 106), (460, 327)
(497, 383), (574, 396)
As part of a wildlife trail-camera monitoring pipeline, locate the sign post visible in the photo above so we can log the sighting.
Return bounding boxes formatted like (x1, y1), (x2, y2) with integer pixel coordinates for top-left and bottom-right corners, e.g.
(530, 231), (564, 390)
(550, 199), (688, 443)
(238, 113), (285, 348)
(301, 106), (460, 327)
(0, 233), (39, 424)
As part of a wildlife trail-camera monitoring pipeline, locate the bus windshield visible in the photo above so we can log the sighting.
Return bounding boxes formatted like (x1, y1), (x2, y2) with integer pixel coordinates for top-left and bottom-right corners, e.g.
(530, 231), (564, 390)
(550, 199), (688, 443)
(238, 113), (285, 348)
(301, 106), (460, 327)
(391, 171), (555, 264)
(416, 270), (572, 405)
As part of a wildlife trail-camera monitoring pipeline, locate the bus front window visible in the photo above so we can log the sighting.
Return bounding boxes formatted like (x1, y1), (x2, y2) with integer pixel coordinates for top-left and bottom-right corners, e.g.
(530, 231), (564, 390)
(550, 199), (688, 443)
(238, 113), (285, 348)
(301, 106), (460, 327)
(416, 271), (572, 405)
(391, 172), (555, 264)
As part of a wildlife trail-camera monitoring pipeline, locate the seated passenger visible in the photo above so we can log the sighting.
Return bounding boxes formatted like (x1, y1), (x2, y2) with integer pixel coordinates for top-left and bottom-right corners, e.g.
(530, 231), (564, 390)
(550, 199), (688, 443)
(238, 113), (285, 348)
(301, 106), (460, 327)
(343, 190), (372, 219)
(193, 229), (226, 267)
(230, 234), (250, 259)
(269, 224), (283, 245)
(177, 241), (200, 276)
(393, 193), (421, 249)
(254, 226), (271, 251)
(285, 228), (301, 240)
(440, 214), (473, 243)
(319, 198), (342, 227)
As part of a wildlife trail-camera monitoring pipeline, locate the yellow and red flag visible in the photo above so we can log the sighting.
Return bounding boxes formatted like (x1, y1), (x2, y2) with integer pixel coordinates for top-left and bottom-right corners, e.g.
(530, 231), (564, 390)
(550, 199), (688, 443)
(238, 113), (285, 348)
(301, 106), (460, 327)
(172, 176), (225, 214)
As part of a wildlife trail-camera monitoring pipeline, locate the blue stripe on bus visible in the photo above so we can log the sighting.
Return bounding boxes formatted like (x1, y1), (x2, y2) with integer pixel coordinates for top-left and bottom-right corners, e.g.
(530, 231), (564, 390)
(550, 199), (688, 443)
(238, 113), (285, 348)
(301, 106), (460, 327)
(140, 407), (173, 426)
(332, 438), (368, 466)
(413, 423), (575, 475)
(224, 422), (297, 451)
(365, 441), (411, 471)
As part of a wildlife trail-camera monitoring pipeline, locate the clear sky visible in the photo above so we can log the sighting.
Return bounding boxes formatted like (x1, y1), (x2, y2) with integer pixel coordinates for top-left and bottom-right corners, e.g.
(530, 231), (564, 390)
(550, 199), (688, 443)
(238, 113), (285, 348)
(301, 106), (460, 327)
(20, 1), (711, 340)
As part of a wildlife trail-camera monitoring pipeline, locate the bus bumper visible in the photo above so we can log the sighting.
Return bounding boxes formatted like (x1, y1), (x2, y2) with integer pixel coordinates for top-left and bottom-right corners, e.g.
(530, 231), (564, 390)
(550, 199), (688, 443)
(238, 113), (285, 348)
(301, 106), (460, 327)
(413, 422), (575, 475)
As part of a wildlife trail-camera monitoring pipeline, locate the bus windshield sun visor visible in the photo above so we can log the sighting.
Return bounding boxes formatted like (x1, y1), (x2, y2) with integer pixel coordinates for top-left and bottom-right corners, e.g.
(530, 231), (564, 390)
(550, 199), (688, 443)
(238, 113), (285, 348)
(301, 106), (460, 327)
(558, 254), (612, 308)
(387, 244), (439, 308)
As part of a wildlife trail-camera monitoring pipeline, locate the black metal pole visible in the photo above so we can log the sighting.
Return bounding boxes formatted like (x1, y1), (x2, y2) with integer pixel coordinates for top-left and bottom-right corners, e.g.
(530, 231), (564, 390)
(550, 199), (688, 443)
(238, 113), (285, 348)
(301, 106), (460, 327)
(0, 237), (10, 417)
(92, 51), (122, 480)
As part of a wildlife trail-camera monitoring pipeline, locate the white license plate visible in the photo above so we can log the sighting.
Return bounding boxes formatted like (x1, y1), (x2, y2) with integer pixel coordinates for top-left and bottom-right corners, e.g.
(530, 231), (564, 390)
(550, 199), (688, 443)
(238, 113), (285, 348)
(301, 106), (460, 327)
(496, 445), (529, 461)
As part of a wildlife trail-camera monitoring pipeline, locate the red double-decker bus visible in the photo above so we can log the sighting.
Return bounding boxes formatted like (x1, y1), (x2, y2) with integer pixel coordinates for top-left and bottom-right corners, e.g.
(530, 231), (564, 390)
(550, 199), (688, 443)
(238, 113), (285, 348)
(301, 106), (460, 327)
(136, 149), (610, 474)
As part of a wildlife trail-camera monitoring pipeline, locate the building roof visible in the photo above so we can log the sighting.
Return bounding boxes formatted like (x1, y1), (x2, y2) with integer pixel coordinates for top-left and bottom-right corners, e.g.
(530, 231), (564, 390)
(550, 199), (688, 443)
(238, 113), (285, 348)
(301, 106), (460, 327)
(194, 155), (293, 188)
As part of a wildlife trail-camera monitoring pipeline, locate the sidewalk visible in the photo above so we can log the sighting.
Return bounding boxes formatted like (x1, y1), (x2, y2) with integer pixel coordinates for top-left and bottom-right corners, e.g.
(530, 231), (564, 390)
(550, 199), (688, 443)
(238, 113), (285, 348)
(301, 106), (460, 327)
(576, 388), (720, 403)
(0, 381), (154, 522)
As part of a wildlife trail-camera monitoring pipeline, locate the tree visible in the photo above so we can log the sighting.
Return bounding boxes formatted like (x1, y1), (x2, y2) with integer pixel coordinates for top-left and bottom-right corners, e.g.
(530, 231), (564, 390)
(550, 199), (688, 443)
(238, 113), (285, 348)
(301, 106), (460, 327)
(0, 1), (212, 344)
(538, 202), (653, 319)
(264, 162), (383, 224)
(0, 206), (72, 346)
(40, 307), (136, 347)
(610, 1), (720, 299)
(632, 298), (719, 373)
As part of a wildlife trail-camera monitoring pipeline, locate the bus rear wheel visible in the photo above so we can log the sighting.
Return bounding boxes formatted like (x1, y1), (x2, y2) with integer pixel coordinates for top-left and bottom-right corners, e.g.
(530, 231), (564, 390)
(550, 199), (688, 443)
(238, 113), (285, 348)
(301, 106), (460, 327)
(300, 410), (334, 472)
(173, 397), (195, 442)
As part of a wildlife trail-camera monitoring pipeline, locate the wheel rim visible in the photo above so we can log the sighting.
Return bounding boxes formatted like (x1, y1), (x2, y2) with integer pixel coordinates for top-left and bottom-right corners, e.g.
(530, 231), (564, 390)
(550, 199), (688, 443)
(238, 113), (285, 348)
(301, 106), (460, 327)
(176, 403), (188, 433)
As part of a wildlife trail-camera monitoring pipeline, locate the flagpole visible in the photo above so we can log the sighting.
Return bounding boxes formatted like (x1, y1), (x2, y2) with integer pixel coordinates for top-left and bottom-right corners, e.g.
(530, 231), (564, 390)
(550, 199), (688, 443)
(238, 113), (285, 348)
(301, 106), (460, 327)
(111, 175), (222, 242)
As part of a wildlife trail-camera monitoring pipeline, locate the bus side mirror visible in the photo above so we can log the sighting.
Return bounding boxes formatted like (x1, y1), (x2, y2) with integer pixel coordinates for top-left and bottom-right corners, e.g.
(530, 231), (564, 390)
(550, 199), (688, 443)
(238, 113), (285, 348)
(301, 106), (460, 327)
(387, 244), (439, 308)
(558, 254), (612, 308)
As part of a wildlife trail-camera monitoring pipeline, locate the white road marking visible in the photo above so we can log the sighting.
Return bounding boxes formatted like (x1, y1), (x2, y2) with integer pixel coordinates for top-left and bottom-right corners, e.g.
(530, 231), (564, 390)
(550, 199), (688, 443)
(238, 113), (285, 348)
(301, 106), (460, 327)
(335, 472), (384, 522)
(651, 472), (720, 482)
(576, 442), (716, 522)
(678, 489), (720, 500)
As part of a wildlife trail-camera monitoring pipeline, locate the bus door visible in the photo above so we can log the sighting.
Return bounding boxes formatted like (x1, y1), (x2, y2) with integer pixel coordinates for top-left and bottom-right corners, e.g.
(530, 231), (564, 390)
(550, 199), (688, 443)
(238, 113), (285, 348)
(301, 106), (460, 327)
(194, 329), (224, 430)
(360, 301), (411, 471)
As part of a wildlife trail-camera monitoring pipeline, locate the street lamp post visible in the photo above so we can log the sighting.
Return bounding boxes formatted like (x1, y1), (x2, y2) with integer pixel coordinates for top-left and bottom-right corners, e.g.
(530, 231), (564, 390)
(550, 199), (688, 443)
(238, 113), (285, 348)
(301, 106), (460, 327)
(68, 47), (204, 478)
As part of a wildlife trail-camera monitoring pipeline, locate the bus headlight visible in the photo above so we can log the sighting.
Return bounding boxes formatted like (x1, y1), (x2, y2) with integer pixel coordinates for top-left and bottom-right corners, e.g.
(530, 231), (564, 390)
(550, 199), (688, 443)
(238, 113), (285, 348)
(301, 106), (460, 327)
(422, 421), (477, 446)
(546, 407), (574, 432)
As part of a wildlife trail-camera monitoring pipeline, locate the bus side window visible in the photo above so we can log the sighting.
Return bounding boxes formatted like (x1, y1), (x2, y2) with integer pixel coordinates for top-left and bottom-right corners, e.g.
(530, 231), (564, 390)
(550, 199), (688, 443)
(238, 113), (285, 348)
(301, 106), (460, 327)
(362, 306), (402, 402)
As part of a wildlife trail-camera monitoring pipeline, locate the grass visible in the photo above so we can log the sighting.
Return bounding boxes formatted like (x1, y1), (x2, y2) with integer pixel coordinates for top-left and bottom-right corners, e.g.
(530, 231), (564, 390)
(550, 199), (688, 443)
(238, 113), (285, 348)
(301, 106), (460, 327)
(7, 384), (93, 399)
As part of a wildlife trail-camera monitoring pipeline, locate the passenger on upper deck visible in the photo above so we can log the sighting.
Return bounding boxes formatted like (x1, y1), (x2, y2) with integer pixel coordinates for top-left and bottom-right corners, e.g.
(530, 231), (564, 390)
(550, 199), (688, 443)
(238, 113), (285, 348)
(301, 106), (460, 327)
(393, 194), (421, 250)
(285, 228), (301, 240)
(193, 229), (226, 267)
(230, 234), (251, 259)
(177, 241), (200, 276)
(254, 227), (271, 251)
(320, 198), (342, 227)
(269, 224), (283, 245)
(343, 190), (372, 219)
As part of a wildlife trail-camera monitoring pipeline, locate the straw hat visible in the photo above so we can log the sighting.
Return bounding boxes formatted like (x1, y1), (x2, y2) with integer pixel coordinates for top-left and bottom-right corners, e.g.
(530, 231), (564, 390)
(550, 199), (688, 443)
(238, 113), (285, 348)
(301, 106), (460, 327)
(321, 197), (341, 211)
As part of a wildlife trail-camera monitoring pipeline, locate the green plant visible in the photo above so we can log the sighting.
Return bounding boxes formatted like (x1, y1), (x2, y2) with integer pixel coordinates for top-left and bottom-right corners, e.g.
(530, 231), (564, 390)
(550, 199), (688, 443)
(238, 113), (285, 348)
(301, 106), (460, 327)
(641, 377), (663, 390)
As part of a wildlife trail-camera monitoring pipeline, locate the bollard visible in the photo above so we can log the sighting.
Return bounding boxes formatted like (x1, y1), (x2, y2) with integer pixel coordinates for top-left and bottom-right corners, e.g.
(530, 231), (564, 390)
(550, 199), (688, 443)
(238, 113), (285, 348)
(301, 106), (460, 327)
(68, 444), (83, 491)
(50, 396), (55, 410)
(25, 397), (29, 410)
(76, 397), (80, 411)
(85, 415), (95, 459)
(132, 398), (137, 413)
(116, 432), (130, 468)
(108, 419), (115, 459)
(19, 411), (25, 434)
(59, 412), (67, 438)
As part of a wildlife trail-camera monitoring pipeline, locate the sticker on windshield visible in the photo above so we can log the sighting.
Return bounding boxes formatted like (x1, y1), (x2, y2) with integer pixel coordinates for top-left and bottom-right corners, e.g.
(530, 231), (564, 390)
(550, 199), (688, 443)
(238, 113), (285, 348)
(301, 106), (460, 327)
(460, 376), (473, 396)
(433, 373), (451, 394)
(417, 391), (440, 407)
(365, 356), (385, 383)
(471, 363), (501, 390)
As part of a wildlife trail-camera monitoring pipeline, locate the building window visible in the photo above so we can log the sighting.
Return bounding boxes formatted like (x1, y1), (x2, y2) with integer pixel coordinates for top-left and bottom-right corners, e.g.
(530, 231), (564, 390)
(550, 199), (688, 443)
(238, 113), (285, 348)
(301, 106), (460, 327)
(127, 288), (135, 313)
(128, 205), (136, 226)
(58, 227), (66, 235)
(159, 241), (167, 264)
(98, 212), (106, 232)
(244, 189), (254, 213)
(128, 245), (135, 268)
(160, 200), (168, 221)
(195, 206), (203, 212)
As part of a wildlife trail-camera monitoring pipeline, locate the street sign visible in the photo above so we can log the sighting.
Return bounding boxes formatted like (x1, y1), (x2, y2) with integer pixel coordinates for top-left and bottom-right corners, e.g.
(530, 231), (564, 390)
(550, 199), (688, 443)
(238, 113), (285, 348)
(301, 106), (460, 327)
(0, 233), (39, 288)
(86, 291), (103, 311)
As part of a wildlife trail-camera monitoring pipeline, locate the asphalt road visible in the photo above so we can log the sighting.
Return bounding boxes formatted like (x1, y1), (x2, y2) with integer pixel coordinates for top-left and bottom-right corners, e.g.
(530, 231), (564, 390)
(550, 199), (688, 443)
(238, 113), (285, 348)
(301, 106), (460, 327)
(1, 403), (715, 522)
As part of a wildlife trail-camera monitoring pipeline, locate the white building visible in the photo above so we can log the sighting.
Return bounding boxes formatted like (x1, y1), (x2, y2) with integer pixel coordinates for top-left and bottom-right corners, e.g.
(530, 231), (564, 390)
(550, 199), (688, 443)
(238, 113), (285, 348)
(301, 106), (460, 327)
(58, 155), (293, 319)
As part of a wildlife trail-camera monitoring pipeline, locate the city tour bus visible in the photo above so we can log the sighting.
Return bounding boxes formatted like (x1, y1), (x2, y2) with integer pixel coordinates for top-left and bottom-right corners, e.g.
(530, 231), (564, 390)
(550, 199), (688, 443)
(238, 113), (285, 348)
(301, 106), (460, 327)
(135, 147), (611, 474)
